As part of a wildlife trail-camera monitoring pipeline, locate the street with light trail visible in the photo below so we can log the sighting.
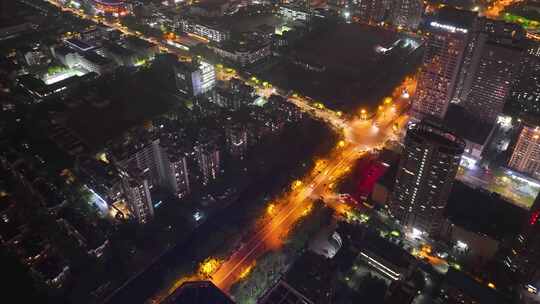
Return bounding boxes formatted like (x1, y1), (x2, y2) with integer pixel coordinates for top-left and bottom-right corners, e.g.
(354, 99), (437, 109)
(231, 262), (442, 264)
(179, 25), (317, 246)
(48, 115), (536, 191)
(152, 76), (417, 302)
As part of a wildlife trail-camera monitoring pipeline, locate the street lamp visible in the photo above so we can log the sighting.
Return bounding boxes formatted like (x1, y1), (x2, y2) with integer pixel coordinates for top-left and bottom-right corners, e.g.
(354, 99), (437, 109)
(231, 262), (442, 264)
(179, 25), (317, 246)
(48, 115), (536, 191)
(360, 109), (367, 120)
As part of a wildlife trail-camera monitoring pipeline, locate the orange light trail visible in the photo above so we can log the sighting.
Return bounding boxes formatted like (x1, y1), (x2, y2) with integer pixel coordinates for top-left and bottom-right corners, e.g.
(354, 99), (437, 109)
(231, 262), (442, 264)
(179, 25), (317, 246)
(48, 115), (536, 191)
(150, 76), (417, 303)
(484, 0), (523, 18)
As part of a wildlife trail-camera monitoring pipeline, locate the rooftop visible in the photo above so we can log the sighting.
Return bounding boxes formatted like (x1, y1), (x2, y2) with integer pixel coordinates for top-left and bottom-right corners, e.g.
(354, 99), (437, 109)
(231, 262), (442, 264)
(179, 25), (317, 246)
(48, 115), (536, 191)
(65, 38), (94, 52)
(162, 281), (235, 304)
(446, 182), (526, 240)
(408, 119), (466, 153)
(435, 7), (478, 30)
(444, 104), (493, 145)
(259, 279), (313, 304)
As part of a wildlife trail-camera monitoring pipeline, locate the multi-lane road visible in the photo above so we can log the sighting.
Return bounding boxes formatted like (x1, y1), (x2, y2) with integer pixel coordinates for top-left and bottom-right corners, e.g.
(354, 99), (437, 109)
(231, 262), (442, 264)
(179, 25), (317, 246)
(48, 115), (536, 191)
(199, 79), (413, 294)
(44, 2), (416, 301)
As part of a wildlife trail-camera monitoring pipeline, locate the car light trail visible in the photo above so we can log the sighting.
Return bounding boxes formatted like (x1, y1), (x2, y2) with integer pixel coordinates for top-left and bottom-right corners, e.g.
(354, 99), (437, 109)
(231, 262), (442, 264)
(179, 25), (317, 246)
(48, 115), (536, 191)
(148, 76), (417, 303)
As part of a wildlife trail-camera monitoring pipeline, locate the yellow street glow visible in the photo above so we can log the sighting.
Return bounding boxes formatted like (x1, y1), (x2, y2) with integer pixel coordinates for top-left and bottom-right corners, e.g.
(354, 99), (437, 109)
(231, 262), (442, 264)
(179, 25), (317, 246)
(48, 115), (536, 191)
(238, 262), (256, 280)
(267, 203), (276, 215)
(199, 258), (221, 277)
(291, 180), (303, 190)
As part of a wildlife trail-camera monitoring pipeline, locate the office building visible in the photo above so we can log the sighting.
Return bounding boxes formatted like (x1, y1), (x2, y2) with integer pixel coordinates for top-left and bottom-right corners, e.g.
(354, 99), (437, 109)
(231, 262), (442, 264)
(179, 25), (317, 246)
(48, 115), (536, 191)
(460, 41), (522, 124)
(51, 44), (115, 75)
(120, 169), (154, 224)
(412, 9), (474, 119)
(508, 123), (540, 180)
(390, 120), (465, 235)
(389, 0), (423, 30)
(174, 59), (216, 97)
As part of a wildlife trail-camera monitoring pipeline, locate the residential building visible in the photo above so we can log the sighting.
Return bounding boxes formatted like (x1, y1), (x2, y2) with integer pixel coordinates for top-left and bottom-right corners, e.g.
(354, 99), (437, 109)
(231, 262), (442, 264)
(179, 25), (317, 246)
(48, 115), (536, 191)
(356, 0), (388, 24)
(389, 0), (423, 30)
(412, 9), (474, 119)
(120, 169), (154, 224)
(506, 54), (540, 121)
(225, 122), (249, 158)
(114, 138), (164, 190)
(194, 139), (221, 186)
(508, 123), (540, 179)
(506, 194), (540, 283)
(160, 138), (191, 198)
(460, 41), (522, 124)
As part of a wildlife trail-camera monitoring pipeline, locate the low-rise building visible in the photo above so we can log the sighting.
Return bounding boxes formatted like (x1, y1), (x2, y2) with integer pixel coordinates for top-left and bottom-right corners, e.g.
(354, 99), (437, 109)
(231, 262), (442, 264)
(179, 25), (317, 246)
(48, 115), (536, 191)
(77, 52), (115, 75)
(16, 72), (98, 102)
(123, 36), (159, 60)
(278, 5), (311, 22)
(178, 17), (230, 43)
(210, 36), (271, 67)
(189, 0), (231, 17)
(102, 42), (138, 66)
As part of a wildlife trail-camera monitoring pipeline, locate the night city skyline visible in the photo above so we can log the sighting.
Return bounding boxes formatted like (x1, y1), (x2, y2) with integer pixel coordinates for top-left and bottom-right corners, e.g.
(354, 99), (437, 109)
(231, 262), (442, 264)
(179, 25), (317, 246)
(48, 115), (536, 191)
(3, 0), (540, 303)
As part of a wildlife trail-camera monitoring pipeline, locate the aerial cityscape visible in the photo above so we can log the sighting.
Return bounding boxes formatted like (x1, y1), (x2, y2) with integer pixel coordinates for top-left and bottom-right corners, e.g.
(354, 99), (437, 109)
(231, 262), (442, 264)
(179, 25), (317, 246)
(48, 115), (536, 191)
(4, 0), (540, 303)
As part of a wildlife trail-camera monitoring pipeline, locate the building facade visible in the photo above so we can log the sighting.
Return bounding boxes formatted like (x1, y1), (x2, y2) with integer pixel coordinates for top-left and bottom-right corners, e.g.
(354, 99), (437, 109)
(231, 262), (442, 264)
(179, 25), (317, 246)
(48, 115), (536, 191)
(390, 120), (465, 235)
(412, 12), (472, 120)
(356, 0), (388, 24)
(389, 0), (423, 30)
(507, 54), (540, 120)
(120, 170), (154, 224)
(506, 194), (540, 284)
(115, 138), (163, 190)
(178, 18), (230, 43)
(160, 145), (191, 198)
(461, 41), (521, 124)
(508, 123), (540, 179)
(174, 60), (216, 97)
(278, 5), (311, 22)
(194, 142), (221, 186)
